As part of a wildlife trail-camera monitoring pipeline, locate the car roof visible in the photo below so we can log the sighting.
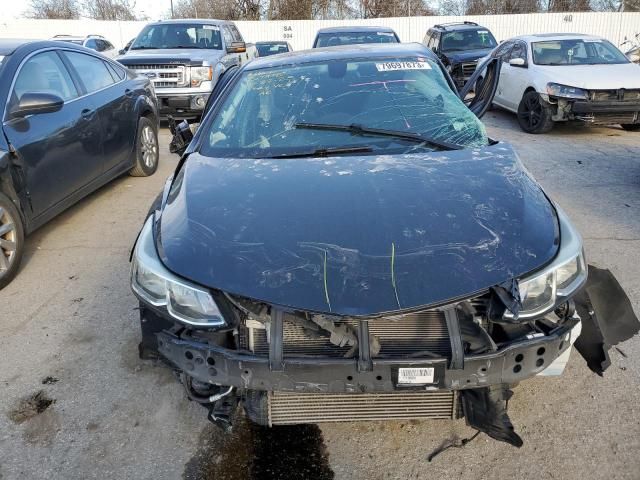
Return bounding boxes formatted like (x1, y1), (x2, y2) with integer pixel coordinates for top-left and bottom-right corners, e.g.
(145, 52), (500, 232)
(509, 33), (604, 43)
(245, 43), (436, 71)
(431, 22), (486, 32)
(0, 38), (38, 55)
(0, 39), (102, 57)
(316, 26), (397, 35)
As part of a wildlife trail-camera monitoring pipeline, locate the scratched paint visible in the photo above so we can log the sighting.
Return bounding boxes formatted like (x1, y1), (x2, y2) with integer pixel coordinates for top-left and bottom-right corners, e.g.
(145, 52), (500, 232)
(158, 142), (559, 316)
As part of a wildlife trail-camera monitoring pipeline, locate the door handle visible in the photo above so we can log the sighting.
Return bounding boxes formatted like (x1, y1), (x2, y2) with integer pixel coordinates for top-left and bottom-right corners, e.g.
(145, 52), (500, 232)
(125, 88), (134, 97)
(81, 108), (95, 120)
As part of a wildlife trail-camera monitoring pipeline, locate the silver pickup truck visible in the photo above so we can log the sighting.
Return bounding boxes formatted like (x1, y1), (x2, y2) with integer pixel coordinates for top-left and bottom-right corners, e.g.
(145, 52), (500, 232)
(117, 19), (256, 118)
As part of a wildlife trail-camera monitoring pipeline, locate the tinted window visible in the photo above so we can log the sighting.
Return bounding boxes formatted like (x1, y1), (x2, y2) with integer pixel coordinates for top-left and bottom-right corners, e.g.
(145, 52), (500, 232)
(229, 25), (243, 43)
(508, 43), (526, 62)
(105, 61), (126, 81)
(532, 39), (629, 65)
(12, 51), (78, 103)
(222, 26), (234, 47)
(95, 39), (108, 52)
(131, 23), (222, 50)
(315, 31), (398, 48)
(256, 43), (289, 57)
(63, 51), (115, 92)
(202, 57), (487, 159)
(85, 38), (98, 50)
(441, 29), (497, 52)
(493, 41), (513, 59)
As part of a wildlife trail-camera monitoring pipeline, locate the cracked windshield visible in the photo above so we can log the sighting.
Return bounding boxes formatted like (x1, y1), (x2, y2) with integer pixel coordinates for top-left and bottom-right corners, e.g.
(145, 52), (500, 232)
(202, 57), (488, 159)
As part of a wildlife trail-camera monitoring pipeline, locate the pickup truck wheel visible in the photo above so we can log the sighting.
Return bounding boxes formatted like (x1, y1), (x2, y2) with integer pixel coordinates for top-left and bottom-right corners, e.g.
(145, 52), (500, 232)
(0, 192), (25, 290)
(129, 117), (159, 177)
(621, 124), (640, 132)
(517, 91), (554, 134)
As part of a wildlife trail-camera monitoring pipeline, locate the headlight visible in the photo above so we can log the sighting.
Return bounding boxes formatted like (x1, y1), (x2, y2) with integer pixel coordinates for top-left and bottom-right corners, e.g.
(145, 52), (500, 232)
(512, 207), (587, 319)
(546, 83), (588, 100)
(191, 66), (213, 87)
(131, 216), (225, 327)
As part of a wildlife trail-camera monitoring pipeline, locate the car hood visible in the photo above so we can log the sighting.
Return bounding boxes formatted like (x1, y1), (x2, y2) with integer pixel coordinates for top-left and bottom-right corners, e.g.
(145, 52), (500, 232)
(117, 49), (224, 65)
(444, 48), (495, 64)
(157, 143), (559, 316)
(535, 63), (640, 90)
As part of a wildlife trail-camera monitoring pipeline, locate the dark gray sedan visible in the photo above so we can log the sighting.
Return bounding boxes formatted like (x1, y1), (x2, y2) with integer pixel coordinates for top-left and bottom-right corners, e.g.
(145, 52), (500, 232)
(0, 39), (159, 289)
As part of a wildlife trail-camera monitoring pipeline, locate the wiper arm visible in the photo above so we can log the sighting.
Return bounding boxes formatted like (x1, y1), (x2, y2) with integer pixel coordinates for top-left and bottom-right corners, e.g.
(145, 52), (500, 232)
(266, 145), (373, 159)
(295, 123), (462, 151)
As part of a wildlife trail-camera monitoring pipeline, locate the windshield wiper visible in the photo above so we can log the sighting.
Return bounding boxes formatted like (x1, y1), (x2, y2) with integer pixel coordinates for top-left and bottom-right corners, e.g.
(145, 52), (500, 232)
(265, 145), (373, 159)
(295, 123), (462, 151)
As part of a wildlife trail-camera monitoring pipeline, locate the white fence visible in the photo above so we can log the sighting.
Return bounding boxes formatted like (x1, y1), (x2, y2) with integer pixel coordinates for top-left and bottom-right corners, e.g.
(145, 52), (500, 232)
(0, 12), (638, 52)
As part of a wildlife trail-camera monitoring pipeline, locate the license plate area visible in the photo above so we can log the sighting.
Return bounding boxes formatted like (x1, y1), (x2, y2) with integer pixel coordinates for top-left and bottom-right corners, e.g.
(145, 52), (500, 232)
(397, 367), (435, 385)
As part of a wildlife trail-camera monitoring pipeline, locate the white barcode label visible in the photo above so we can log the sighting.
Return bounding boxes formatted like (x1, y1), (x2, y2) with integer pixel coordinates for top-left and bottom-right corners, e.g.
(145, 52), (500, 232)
(398, 367), (435, 384)
(375, 61), (431, 72)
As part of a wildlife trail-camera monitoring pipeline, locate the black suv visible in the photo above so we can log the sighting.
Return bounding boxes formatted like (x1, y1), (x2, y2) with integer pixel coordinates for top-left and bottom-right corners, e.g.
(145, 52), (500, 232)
(423, 21), (497, 89)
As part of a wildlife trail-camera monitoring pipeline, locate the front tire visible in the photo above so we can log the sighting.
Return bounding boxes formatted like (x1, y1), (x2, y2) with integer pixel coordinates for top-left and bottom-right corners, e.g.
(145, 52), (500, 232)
(621, 124), (640, 132)
(0, 192), (25, 290)
(129, 116), (159, 177)
(517, 91), (555, 134)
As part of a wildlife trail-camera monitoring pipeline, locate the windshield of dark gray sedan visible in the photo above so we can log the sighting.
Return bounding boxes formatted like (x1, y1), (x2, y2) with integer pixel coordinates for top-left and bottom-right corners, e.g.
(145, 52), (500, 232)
(532, 39), (629, 65)
(201, 57), (488, 159)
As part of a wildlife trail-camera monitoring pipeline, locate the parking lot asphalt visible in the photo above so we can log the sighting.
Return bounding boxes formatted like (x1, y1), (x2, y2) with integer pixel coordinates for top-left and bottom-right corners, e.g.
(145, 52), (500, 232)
(1, 112), (639, 480)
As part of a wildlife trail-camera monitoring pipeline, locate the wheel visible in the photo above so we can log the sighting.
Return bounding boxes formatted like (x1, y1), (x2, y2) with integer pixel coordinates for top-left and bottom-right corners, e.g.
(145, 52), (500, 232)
(517, 91), (555, 134)
(0, 192), (25, 290)
(621, 124), (640, 131)
(129, 116), (159, 177)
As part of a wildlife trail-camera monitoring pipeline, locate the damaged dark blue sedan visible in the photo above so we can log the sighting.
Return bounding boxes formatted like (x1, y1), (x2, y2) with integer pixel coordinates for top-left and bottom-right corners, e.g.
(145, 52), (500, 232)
(130, 44), (639, 446)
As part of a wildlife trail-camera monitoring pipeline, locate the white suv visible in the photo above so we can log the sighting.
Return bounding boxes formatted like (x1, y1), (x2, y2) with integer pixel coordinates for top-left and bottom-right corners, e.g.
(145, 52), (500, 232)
(51, 35), (117, 59)
(481, 33), (640, 133)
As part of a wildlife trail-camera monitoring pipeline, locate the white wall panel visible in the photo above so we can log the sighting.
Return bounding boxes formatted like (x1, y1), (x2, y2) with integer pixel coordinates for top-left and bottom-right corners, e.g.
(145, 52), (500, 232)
(0, 13), (637, 53)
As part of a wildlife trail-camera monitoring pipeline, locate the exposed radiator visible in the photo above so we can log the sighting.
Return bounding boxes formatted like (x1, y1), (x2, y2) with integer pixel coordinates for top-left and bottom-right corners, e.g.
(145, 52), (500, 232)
(268, 391), (456, 425)
(250, 310), (451, 359)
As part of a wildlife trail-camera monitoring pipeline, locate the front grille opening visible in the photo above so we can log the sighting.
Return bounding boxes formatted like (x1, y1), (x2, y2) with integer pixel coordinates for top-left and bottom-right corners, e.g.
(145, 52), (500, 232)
(250, 310), (451, 359)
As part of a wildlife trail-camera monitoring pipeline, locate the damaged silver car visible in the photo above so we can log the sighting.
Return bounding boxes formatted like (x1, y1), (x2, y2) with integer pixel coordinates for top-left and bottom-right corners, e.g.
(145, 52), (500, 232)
(130, 43), (639, 446)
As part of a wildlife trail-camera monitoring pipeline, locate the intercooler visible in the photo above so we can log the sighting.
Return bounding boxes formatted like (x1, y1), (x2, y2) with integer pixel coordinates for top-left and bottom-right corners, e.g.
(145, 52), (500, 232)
(268, 391), (457, 425)
(249, 310), (451, 359)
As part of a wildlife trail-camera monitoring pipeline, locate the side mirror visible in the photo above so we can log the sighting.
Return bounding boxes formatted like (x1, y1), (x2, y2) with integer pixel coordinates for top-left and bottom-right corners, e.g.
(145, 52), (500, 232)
(227, 41), (246, 54)
(118, 48), (127, 55)
(168, 116), (193, 156)
(10, 92), (63, 118)
(509, 58), (526, 67)
(431, 46), (437, 53)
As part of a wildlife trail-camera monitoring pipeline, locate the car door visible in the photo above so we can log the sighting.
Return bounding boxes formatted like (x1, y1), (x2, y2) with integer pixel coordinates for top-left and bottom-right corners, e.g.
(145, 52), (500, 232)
(499, 41), (529, 111)
(458, 56), (502, 119)
(61, 50), (136, 174)
(490, 41), (514, 107)
(2, 49), (104, 218)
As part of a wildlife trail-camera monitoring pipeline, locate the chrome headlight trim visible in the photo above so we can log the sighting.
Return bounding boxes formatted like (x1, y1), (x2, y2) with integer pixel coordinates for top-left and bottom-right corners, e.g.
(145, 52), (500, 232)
(131, 215), (226, 327)
(510, 206), (587, 320)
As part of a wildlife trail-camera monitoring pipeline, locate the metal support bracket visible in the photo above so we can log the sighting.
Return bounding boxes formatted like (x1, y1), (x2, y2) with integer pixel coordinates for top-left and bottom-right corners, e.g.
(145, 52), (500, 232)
(358, 320), (373, 372)
(444, 308), (464, 370)
(269, 308), (284, 371)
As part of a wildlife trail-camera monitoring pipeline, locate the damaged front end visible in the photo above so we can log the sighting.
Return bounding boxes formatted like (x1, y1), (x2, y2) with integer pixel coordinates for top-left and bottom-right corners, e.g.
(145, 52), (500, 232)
(545, 86), (640, 126)
(131, 207), (639, 447)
